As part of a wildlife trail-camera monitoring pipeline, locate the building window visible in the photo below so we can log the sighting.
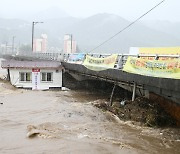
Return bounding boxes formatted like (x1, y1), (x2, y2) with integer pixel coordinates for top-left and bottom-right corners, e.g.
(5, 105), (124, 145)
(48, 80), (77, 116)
(19, 72), (32, 82)
(41, 72), (53, 82)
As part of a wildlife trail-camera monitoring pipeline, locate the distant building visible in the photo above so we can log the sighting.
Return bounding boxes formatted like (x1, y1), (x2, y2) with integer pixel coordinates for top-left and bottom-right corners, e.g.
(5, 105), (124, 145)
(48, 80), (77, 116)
(129, 47), (180, 55)
(0, 43), (14, 54)
(33, 34), (48, 53)
(1, 60), (62, 90)
(63, 34), (76, 53)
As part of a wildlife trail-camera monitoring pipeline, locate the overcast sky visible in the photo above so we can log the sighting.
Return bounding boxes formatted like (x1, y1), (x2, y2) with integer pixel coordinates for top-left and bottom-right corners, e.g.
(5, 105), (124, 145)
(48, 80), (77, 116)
(0, 0), (179, 22)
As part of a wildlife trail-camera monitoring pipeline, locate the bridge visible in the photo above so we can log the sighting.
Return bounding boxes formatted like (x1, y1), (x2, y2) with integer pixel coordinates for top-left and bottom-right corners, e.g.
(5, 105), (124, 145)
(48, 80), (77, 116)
(0, 51), (180, 123)
(62, 53), (179, 102)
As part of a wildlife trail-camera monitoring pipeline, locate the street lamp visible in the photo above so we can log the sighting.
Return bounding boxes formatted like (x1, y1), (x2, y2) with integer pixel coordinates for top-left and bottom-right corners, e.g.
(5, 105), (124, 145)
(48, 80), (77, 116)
(70, 34), (72, 53)
(32, 21), (43, 52)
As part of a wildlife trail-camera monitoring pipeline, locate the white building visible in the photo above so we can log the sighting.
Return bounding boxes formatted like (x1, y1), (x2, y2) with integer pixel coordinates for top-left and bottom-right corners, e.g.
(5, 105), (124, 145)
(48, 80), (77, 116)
(33, 34), (48, 53)
(1, 60), (62, 90)
(63, 34), (77, 54)
(129, 47), (139, 55)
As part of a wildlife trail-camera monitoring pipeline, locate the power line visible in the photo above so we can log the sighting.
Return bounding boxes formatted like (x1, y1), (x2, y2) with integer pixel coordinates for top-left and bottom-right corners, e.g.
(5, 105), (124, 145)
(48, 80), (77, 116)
(88, 0), (166, 53)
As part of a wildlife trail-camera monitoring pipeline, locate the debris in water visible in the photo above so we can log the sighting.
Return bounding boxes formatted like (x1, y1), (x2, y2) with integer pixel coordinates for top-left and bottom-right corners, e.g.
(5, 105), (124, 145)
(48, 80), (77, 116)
(77, 134), (89, 139)
(120, 100), (127, 106)
(27, 123), (55, 138)
(61, 87), (70, 91)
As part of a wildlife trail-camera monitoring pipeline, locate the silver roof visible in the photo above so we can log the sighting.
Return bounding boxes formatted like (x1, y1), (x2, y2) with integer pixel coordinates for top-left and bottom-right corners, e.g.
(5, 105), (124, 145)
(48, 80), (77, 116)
(1, 60), (61, 69)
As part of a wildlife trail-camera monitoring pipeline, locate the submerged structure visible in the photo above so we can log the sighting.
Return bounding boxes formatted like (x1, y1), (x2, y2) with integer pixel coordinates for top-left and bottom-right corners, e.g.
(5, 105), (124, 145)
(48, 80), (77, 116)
(1, 60), (62, 90)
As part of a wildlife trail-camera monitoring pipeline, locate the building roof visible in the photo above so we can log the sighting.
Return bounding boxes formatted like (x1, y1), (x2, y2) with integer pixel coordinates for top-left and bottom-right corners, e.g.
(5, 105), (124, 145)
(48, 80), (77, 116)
(1, 60), (61, 69)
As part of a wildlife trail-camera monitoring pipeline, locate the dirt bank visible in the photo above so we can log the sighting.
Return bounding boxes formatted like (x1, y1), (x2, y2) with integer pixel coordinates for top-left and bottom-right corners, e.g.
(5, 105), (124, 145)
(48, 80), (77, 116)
(92, 97), (177, 127)
(63, 74), (178, 128)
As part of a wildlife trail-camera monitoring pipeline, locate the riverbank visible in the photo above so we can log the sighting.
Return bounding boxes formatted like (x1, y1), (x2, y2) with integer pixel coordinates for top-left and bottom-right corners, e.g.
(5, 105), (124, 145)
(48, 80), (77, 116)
(92, 97), (176, 127)
(63, 74), (178, 127)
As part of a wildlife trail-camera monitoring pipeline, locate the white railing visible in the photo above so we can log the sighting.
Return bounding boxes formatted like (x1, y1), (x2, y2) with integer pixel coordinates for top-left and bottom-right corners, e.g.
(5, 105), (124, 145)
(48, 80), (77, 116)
(1, 50), (179, 70)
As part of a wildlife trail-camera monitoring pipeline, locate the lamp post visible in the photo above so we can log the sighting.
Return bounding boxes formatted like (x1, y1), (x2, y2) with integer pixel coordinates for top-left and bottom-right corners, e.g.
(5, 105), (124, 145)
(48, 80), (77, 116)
(32, 21), (43, 52)
(70, 34), (73, 53)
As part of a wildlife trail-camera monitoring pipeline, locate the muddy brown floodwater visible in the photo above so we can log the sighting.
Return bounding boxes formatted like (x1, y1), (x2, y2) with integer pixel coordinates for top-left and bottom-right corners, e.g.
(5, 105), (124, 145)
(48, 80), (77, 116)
(0, 82), (180, 154)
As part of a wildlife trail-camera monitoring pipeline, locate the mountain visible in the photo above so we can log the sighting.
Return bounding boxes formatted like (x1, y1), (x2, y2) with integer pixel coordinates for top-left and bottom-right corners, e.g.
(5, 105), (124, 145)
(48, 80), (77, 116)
(60, 13), (180, 53)
(141, 20), (180, 40)
(0, 13), (180, 53)
(0, 18), (31, 44)
(0, 18), (29, 29)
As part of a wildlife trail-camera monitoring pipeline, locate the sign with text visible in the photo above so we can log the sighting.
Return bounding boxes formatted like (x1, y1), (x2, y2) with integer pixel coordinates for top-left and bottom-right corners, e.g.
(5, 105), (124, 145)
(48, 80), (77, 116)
(67, 53), (85, 64)
(83, 54), (118, 71)
(123, 57), (180, 79)
(139, 47), (180, 55)
(139, 47), (180, 60)
(32, 68), (40, 90)
(32, 68), (40, 72)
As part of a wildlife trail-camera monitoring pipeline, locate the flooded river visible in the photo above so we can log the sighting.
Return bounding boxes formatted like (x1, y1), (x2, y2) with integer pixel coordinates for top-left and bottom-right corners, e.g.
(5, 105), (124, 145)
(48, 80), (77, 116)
(0, 82), (180, 154)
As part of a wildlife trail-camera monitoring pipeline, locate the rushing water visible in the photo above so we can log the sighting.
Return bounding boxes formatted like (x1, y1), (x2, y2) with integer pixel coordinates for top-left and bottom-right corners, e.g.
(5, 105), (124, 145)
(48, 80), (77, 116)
(0, 85), (179, 154)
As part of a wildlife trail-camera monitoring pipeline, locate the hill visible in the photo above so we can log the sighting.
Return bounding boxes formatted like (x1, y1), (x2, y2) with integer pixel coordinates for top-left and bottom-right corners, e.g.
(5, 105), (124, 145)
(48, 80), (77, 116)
(0, 13), (180, 53)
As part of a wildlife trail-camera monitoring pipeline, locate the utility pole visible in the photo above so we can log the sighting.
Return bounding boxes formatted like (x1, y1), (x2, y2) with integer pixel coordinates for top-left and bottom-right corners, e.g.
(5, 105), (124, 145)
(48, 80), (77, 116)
(12, 36), (15, 53)
(5, 42), (7, 53)
(70, 34), (73, 53)
(32, 21), (43, 52)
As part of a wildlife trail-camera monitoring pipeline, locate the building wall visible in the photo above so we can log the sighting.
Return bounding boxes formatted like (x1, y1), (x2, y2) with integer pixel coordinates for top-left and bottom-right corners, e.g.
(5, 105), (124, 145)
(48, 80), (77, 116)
(63, 34), (77, 53)
(129, 47), (180, 55)
(33, 34), (48, 53)
(9, 68), (62, 90)
(64, 40), (76, 54)
(34, 39), (42, 52)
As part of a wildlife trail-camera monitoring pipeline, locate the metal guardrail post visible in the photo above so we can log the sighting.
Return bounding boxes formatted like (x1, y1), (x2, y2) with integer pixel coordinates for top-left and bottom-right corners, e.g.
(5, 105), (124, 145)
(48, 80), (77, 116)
(132, 82), (136, 101)
(110, 84), (116, 106)
(155, 54), (159, 60)
(117, 55), (123, 69)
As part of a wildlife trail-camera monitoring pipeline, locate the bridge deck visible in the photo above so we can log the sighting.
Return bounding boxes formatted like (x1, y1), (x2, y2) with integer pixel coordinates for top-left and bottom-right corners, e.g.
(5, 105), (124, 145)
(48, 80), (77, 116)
(62, 62), (180, 105)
